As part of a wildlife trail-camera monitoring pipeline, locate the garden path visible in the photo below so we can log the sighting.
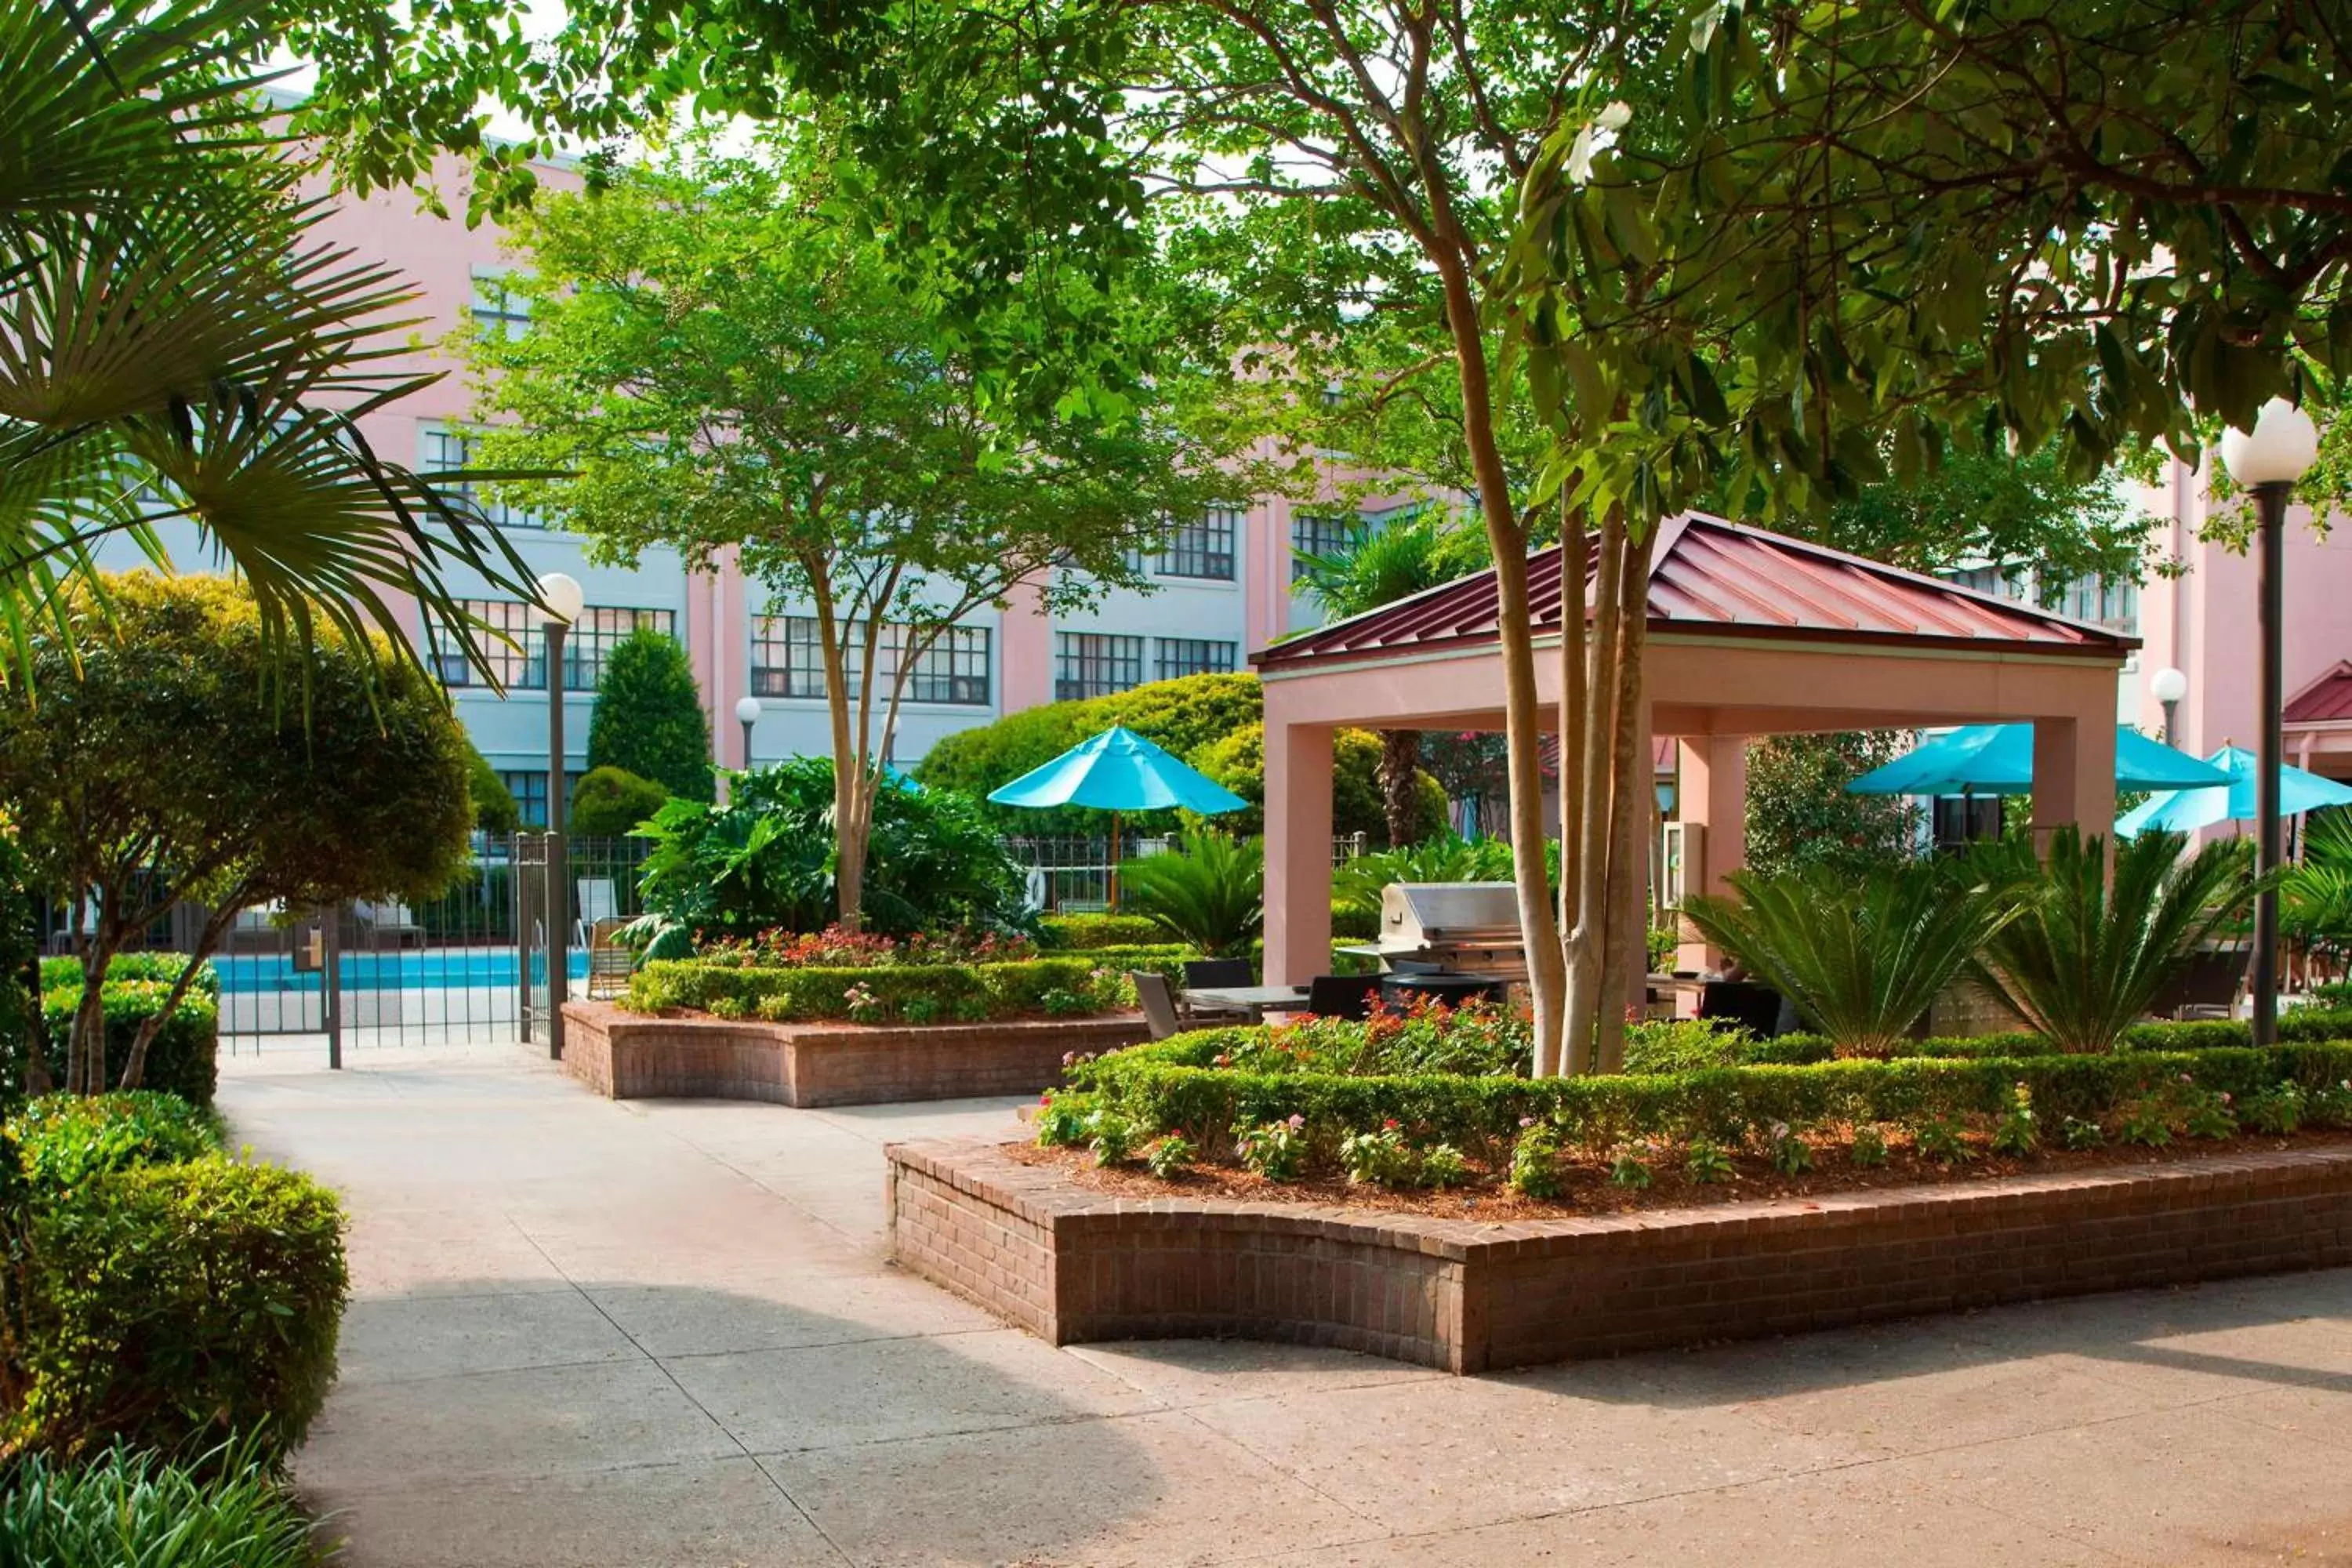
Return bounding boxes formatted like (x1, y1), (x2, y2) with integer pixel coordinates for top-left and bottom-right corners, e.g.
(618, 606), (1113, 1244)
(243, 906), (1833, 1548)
(219, 1044), (2352, 1567)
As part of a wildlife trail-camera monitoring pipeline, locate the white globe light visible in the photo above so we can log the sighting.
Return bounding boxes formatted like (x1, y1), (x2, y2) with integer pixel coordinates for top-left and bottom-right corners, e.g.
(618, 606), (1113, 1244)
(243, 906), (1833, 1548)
(2220, 397), (2320, 488)
(535, 572), (586, 625)
(2149, 666), (2189, 706)
(735, 695), (763, 726)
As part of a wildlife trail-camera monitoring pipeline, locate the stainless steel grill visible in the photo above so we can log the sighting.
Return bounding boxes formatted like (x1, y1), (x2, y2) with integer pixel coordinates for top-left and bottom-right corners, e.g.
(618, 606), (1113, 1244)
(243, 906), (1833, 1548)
(1368, 882), (1527, 977)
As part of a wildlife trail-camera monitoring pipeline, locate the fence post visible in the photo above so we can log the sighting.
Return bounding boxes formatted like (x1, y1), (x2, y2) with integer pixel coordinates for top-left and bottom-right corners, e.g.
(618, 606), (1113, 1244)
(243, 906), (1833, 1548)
(322, 903), (343, 1071)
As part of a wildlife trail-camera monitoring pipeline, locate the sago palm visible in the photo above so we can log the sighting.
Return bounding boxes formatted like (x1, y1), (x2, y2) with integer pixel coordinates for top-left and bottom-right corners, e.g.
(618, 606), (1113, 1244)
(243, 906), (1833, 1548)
(1117, 833), (1263, 958)
(1682, 860), (2016, 1058)
(0, 0), (536, 675)
(1969, 828), (2256, 1054)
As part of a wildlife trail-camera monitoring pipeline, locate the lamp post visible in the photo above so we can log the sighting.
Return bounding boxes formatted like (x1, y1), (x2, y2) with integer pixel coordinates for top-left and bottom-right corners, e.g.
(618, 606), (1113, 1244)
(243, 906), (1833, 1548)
(734, 695), (762, 793)
(536, 572), (586, 1061)
(2150, 666), (2188, 746)
(2220, 397), (2320, 1047)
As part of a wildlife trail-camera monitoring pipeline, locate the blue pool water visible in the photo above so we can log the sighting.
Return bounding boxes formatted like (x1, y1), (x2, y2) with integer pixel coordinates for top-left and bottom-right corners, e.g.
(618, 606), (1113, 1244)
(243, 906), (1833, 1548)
(213, 950), (590, 994)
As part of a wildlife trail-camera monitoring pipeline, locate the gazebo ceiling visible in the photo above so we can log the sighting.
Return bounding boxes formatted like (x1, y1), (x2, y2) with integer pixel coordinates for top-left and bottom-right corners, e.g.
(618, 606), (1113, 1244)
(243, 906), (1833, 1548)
(1258, 512), (2137, 671)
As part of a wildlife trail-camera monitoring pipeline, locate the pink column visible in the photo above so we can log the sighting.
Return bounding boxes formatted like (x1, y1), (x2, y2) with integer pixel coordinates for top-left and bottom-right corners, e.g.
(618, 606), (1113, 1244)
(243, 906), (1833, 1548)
(2031, 714), (2118, 848)
(1262, 715), (1334, 985)
(1674, 735), (1747, 971)
(998, 578), (1053, 715)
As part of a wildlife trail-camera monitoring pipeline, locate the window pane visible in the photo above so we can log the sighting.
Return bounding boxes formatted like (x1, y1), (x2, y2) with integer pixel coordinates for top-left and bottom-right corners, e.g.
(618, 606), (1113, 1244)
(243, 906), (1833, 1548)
(1154, 637), (1237, 680)
(470, 270), (530, 341)
(431, 601), (672, 691)
(1160, 507), (1239, 580)
(1054, 632), (1143, 700)
(419, 425), (545, 530)
(750, 616), (990, 706)
(1290, 513), (1361, 583)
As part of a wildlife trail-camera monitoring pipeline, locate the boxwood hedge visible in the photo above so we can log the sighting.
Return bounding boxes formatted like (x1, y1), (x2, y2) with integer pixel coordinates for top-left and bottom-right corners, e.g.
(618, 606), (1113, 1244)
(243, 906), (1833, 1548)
(1067, 1027), (2352, 1154)
(626, 945), (1197, 1022)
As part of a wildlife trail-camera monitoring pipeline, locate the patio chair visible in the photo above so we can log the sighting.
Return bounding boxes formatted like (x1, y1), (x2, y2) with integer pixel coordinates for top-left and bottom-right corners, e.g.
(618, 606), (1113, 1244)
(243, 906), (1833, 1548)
(220, 902), (285, 954)
(572, 878), (616, 951)
(2150, 947), (2249, 1021)
(1303, 973), (1380, 1022)
(45, 895), (100, 956)
(586, 917), (634, 1001)
(1131, 971), (1185, 1040)
(356, 898), (425, 950)
(1699, 980), (1784, 1039)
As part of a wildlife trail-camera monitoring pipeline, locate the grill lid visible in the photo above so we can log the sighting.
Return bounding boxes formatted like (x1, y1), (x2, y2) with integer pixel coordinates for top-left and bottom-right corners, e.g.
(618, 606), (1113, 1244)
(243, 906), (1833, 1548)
(1379, 881), (1521, 945)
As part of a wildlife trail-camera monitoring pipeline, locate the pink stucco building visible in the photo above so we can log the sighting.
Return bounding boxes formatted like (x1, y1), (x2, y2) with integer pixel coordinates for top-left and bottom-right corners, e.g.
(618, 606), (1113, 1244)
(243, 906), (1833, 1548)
(104, 143), (2352, 825)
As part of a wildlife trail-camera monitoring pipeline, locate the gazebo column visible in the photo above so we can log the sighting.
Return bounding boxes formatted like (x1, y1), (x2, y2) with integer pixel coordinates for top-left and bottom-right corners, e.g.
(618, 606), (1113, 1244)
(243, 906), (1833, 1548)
(2031, 714), (2118, 846)
(1674, 735), (1747, 972)
(1263, 717), (1334, 985)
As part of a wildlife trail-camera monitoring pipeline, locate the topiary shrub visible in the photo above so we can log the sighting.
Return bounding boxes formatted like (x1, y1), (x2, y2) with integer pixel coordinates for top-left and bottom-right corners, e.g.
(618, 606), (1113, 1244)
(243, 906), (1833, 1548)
(5, 1092), (216, 1196)
(1038, 913), (1166, 950)
(8, 1157), (347, 1460)
(570, 765), (671, 837)
(19, 983), (219, 1110)
(465, 739), (521, 835)
(585, 626), (713, 801)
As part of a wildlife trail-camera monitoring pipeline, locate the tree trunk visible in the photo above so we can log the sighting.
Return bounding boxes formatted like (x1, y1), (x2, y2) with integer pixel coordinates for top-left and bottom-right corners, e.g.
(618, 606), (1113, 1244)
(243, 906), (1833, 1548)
(1544, 510), (1589, 1076)
(1377, 729), (1422, 848)
(119, 906), (238, 1091)
(1561, 515), (1625, 1073)
(1592, 532), (1653, 1073)
(20, 952), (51, 1098)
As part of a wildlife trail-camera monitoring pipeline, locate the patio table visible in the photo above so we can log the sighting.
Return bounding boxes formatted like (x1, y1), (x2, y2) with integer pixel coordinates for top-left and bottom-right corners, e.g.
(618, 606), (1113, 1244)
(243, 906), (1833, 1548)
(1181, 984), (1310, 1022)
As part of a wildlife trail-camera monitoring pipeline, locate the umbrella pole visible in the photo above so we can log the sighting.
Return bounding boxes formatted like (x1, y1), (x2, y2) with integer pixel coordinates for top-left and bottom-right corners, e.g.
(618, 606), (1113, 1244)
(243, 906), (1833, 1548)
(1108, 811), (1121, 911)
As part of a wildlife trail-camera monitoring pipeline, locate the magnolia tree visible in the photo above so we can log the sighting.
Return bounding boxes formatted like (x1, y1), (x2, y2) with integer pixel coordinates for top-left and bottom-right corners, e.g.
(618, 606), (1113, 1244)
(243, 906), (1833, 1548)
(0, 575), (474, 1095)
(468, 127), (1253, 930)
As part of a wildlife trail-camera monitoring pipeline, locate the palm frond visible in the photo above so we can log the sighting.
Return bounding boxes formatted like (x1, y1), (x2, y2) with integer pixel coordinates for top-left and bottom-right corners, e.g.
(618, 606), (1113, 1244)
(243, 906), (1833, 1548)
(1969, 829), (2256, 1053)
(1683, 860), (2016, 1058)
(1118, 834), (1263, 958)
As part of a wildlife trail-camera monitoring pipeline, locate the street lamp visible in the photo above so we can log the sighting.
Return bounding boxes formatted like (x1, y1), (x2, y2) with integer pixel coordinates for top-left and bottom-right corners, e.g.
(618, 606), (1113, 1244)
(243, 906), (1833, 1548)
(735, 695), (762, 779)
(536, 572), (584, 1061)
(2150, 666), (2188, 745)
(2220, 397), (2320, 1047)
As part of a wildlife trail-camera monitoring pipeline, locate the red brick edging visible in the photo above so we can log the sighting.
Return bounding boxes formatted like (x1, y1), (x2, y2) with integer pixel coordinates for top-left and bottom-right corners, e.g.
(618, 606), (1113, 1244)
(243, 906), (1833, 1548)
(886, 1138), (2352, 1372)
(560, 1002), (1147, 1108)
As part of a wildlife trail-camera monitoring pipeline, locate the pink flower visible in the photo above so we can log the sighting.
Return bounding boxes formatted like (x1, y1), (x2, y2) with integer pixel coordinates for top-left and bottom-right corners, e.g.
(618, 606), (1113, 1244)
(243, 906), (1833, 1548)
(1518, 1116), (1536, 1128)
(1286, 1114), (1305, 1131)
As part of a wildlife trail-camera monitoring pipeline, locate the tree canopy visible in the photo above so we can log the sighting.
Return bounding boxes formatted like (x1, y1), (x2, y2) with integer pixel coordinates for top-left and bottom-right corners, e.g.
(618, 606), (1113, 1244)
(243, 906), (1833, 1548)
(0, 573), (475, 1093)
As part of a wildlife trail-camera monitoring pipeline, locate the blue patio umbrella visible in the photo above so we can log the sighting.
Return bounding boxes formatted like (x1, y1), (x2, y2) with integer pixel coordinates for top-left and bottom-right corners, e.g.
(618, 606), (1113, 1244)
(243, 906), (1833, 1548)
(2116, 746), (2352, 837)
(1846, 724), (2233, 797)
(988, 727), (1246, 907)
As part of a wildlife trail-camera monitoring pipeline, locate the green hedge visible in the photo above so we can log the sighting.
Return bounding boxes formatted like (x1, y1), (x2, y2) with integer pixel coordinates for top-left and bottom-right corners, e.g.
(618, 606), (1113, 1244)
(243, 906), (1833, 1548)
(38, 953), (220, 1000)
(0, 1436), (315, 1568)
(1747, 1011), (2352, 1065)
(0, 1094), (348, 1462)
(1069, 1028), (2352, 1153)
(1037, 914), (1167, 950)
(628, 946), (1199, 1022)
(23, 982), (220, 1109)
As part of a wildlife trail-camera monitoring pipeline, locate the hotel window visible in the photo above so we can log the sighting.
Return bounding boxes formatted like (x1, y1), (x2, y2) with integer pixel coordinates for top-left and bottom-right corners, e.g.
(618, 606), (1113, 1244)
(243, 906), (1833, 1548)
(433, 601), (673, 691)
(1290, 512), (1361, 583)
(2056, 572), (2139, 635)
(1054, 632), (1143, 700)
(750, 616), (991, 706)
(496, 768), (588, 829)
(1160, 507), (1239, 580)
(419, 426), (544, 530)
(1155, 637), (1237, 680)
(470, 269), (531, 340)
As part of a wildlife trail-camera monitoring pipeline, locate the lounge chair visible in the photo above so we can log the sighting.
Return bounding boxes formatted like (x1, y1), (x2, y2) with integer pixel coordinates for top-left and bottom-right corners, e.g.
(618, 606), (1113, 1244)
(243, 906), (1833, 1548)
(1131, 971), (1185, 1040)
(2151, 947), (2249, 1021)
(357, 898), (425, 949)
(572, 878), (616, 951)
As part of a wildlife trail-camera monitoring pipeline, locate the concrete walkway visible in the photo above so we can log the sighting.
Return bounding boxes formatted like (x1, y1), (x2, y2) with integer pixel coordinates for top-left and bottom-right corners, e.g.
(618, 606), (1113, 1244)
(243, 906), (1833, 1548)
(220, 1044), (2352, 1567)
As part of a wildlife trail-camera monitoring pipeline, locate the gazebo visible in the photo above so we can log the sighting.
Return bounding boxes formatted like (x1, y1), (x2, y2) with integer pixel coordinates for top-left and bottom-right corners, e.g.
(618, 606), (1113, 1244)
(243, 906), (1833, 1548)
(1253, 512), (2137, 984)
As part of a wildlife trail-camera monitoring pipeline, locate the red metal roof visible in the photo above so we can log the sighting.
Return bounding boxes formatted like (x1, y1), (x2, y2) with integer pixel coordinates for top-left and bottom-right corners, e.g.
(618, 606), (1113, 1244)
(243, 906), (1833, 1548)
(2287, 662), (2352, 724)
(1258, 512), (2135, 670)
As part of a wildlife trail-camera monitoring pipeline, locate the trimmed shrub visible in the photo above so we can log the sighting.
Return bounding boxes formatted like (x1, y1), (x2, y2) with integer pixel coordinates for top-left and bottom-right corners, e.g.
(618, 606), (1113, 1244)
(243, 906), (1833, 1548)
(626, 946), (1196, 1022)
(569, 765), (671, 837)
(5, 1093), (217, 1196)
(0, 1436), (315, 1568)
(465, 739), (521, 835)
(26, 983), (219, 1110)
(586, 626), (713, 802)
(38, 954), (218, 1000)
(8, 1157), (347, 1460)
(1070, 1026), (2352, 1157)
(1039, 913), (1165, 950)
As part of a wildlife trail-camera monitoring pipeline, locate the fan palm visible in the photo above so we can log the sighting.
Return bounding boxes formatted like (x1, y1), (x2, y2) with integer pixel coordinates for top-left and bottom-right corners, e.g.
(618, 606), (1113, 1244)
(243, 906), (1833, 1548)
(1969, 828), (2256, 1054)
(0, 0), (536, 677)
(2285, 810), (2352, 979)
(1293, 510), (1486, 847)
(1682, 860), (2017, 1058)
(1117, 833), (1263, 958)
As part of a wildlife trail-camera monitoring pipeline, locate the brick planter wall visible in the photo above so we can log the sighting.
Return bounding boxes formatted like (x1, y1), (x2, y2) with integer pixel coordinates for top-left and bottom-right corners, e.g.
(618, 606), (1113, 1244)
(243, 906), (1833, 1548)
(561, 1002), (1148, 1108)
(887, 1139), (2352, 1373)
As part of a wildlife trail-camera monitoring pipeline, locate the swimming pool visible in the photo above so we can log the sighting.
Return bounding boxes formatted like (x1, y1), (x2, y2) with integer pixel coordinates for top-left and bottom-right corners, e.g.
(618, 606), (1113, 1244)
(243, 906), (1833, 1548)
(212, 949), (590, 993)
